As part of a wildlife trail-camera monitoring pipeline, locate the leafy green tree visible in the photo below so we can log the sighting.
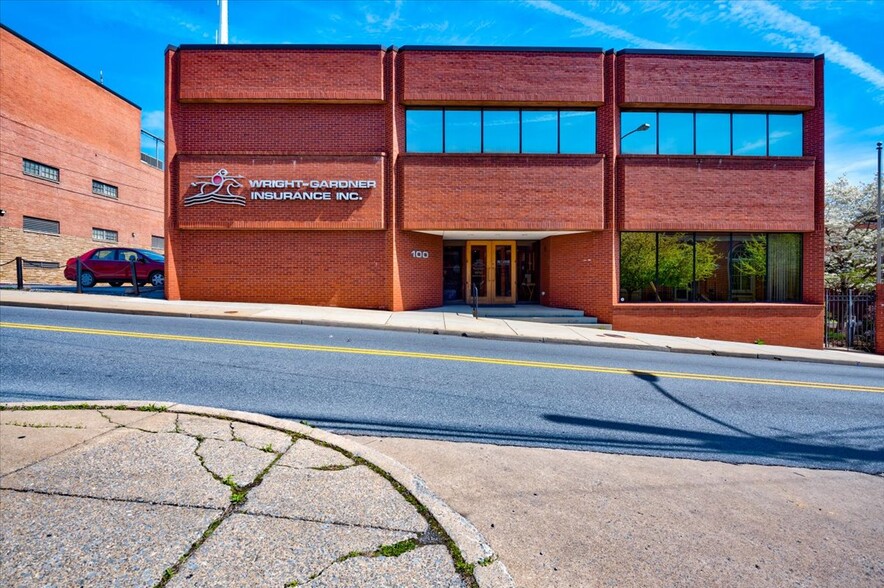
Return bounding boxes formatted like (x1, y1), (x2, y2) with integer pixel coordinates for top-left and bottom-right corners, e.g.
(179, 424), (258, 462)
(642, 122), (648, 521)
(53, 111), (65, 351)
(619, 233), (656, 299)
(621, 233), (722, 301)
(733, 235), (767, 277)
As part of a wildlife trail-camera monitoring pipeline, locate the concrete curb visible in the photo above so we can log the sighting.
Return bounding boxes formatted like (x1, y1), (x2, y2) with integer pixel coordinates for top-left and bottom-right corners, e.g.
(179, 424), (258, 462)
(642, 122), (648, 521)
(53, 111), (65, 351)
(0, 400), (515, 587)
(1, 292), (882, 368)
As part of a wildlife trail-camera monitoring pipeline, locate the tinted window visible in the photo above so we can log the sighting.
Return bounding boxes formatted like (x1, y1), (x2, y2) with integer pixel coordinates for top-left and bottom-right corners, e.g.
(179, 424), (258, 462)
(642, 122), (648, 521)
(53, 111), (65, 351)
(482, 110), (520, 153)
(444, 110), (481, 153)
(90, 249), (117, 261)
(559, 111), (596, 154)
(658, 113), (694, 155)
(767, 114), (803, 156)
(732, 114), (767, 156)
(521, 111), (558, 153)
(406, 110), (442, 152)
(621, 112), (656, 154)
(695, 113), (731, 155)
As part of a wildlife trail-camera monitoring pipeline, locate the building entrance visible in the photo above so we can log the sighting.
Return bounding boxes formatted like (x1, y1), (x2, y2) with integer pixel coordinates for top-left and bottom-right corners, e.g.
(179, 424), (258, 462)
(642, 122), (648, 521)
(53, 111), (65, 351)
(465, 241), (516, 305)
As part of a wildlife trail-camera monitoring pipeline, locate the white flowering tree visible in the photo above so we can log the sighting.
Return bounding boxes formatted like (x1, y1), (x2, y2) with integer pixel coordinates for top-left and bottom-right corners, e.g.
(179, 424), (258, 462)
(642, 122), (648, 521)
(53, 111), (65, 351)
(825, 175), (878, 293)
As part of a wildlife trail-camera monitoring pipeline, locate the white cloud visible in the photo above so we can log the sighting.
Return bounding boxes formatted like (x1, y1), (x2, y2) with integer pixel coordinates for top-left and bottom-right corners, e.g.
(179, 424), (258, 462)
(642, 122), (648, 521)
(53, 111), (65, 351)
(724, 0), (884, 104)
(524, 0), (673, 49)
(141, 110), (164, 134)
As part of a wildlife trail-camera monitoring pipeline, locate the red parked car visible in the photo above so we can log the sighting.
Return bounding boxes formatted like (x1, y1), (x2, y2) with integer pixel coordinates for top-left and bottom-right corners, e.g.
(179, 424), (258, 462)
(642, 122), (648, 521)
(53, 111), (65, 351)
(64, 248), (165, 288)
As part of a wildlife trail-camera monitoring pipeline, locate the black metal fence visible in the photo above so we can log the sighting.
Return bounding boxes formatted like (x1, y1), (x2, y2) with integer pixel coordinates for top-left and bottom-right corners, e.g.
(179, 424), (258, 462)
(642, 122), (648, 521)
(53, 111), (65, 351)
(825, 289), (876, 351)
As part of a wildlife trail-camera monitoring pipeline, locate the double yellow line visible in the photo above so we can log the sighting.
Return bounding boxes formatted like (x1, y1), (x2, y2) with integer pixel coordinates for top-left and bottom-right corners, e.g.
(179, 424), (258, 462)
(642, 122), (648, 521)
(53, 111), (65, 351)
(2, 321), (881, 393)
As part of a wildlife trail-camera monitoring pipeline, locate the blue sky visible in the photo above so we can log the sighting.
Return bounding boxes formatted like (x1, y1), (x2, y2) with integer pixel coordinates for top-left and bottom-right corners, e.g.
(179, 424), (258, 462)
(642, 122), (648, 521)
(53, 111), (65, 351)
(2, 0), (881, 183)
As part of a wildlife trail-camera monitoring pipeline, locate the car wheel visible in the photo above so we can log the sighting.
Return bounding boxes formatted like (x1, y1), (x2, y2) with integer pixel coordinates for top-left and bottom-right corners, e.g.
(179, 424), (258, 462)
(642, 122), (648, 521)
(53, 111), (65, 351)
(109, 281), (123, 288)
(79, 271), (96, 288)
(149, 271), (165, 287)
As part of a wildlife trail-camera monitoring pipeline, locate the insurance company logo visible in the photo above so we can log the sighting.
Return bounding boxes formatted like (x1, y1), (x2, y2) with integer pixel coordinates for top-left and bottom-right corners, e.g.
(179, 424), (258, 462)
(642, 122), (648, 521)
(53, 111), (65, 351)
(185, 169), (246, 207)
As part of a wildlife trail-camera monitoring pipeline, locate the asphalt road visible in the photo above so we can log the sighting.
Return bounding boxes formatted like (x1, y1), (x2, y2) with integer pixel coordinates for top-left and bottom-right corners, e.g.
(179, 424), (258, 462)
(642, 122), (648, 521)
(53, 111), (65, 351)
(1, 306), (882, 473)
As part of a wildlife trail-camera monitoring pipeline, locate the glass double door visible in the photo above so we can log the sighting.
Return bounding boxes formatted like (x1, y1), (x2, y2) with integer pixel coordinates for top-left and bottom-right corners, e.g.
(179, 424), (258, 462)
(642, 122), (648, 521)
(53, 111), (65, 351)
(466, 241), (516, 305)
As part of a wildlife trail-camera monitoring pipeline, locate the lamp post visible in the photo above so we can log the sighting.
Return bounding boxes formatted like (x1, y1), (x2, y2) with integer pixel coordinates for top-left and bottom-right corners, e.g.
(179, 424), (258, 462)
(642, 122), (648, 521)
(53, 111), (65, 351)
(877, 141), (882, 284)
(621, 122), (651, 142)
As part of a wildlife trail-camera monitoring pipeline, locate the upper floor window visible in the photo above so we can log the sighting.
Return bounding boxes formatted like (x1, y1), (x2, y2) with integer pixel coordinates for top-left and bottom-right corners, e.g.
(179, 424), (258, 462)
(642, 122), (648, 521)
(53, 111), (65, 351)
(92, 180), (119, 199)
(621, 111), (803, 157)
(406, 109), (596, 154)
(23, 159), (60, 182)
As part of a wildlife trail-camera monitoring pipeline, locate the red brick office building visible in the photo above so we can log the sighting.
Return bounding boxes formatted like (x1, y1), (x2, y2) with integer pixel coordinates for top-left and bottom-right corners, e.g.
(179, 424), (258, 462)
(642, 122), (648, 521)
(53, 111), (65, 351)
(0, 26), (165, 285)
(166, 44), (824, 348)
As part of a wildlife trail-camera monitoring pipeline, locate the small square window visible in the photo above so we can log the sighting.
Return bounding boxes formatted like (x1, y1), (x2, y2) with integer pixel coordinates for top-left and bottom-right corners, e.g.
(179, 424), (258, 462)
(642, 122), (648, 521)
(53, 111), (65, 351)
(23, 159), (59, 182)
(92, 180), (119, 199)
(151, 235), (165, 250)
(92, 228), (118, 243)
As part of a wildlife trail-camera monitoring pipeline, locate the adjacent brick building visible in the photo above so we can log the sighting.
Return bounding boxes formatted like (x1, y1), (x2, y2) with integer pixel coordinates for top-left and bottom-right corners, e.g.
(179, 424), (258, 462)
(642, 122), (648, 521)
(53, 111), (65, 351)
(166, 44), (825, 348)
(0, 25), (164, 285)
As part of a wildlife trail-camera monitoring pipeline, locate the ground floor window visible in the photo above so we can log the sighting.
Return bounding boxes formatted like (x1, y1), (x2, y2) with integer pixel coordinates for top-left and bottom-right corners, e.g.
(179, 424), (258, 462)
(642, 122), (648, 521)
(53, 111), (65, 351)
(619, 232), (801, 303)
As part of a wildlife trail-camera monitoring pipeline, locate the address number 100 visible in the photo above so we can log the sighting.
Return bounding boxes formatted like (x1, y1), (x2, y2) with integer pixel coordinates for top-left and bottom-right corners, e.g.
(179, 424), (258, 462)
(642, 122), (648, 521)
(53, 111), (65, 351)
(411, 250), (429, 259)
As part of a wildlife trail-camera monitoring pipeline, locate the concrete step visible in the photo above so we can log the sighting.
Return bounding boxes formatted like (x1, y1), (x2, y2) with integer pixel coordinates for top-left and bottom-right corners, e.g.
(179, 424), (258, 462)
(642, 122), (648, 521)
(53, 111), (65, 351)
(510, 316), (599, 324)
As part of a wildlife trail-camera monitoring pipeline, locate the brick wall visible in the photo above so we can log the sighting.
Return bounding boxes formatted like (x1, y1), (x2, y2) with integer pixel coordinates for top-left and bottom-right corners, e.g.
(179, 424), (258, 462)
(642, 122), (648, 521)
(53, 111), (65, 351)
(401, 155), (604, 230)
(619, 53), (815, 109)
(170, 229), (388, 307)
(620, 156), (816, 231)
(613, 303), (823, 348)
(0, 28), (142, 159)
(400, 50), (604, 105)
(178, 48), (385, 102)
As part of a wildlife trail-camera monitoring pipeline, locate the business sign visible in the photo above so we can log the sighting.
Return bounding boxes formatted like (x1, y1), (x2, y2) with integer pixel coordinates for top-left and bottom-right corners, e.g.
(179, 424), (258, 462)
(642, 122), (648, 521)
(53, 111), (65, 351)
(185, 169), (376, 207)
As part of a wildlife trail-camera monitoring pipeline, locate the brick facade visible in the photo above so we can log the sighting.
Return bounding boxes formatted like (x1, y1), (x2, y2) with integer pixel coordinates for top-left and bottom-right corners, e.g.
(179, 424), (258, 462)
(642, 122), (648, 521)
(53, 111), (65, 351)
(0, 26), (164, 285)
(167, 44), (826, 349)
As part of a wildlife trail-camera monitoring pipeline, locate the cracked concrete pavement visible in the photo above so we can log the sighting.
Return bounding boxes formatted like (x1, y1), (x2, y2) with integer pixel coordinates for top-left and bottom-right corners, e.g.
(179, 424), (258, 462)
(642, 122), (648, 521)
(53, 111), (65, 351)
(0, 403), (511, 587)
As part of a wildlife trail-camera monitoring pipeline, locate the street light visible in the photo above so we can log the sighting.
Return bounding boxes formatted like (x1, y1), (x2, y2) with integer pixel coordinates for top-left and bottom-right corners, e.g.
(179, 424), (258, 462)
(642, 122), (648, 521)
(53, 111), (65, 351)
(877, 141), (882, 284)
(621, 122), (651, 141)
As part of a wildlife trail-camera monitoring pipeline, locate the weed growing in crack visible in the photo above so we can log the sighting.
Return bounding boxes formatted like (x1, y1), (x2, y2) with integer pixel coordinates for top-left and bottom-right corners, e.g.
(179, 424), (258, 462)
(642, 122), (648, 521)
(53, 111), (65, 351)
(456, 560), (476, 575)
(312, 464), (351, 471)
(5, 422), (85, 430)
(137, 404), (168, 412)
(377, 538), (418, 557)
(477, 555), (497, 566)
(284, 582), (299, 587)
(261, 443), (274, 453)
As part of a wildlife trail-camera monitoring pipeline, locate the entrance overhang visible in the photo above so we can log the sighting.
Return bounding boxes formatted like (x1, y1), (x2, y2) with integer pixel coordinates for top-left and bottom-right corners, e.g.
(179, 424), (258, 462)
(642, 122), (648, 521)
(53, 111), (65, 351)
(415, 230), (589, 240)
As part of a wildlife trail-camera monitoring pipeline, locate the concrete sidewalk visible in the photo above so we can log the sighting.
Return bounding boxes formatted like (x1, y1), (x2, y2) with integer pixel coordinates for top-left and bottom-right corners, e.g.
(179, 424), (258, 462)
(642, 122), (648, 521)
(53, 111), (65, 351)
(1, 288), (882, 368)
(0, 402), (512, 587)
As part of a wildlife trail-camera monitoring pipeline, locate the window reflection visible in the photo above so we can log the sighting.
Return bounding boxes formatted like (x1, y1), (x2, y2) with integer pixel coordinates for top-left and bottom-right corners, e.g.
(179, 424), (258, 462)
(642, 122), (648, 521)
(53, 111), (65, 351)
(696, 113), (730, 155)
(444, 110), (481, 153)
(658, 113), (693, 155)
(406, 110), (442, 153)
(621, 112), (656, 154)
(768, 114), (803, 156)
(406, 109), (596, 154)
(620, 232), (801, 303)
(621, 111), (803, 156)
(732, 113), (767, 156)
(522, 111), (558, 153)
(560, 110), (596, 154)
(483, 110), (520, 153)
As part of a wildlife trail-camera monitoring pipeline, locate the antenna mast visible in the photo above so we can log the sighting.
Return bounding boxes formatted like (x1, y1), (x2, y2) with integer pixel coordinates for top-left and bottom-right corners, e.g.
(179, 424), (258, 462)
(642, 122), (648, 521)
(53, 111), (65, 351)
(219, 0), (229, 45)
